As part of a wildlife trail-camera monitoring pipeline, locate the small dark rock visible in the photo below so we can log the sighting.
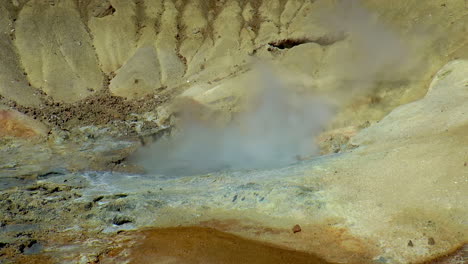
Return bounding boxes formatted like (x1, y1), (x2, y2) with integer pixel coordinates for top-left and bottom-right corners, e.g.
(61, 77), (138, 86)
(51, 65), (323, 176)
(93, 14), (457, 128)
(428, 237), (436, 245)
(83, 202), (93, 210)
(106, 200), (134, 212)
(24, 240), (42, 255)
(26, 185), (41, 191)
(85, 213), (95, 219)
(232, 194), (238, 202)
(113, 193), (128, 198)
(292, 224), (302, 233)
(18, 243), (26, 253)
(408, 240), (414, 247)
(15, 232), (31, 238)
(112, 216), (132, 226)
(376, 256), (388, 263)
(38, 171), (64, 179)
(93, 196), (104, 202)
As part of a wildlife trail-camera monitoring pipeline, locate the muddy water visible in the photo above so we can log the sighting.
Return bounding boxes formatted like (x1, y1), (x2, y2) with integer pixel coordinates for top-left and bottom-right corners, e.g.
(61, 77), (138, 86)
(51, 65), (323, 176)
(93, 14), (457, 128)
(104, 227), (334, 264)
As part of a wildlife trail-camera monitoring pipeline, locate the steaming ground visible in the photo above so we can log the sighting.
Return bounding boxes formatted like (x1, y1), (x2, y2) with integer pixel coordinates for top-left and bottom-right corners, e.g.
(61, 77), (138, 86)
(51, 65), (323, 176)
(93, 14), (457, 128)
(130, 0), (418, 176)
(131, 70), (332, 176)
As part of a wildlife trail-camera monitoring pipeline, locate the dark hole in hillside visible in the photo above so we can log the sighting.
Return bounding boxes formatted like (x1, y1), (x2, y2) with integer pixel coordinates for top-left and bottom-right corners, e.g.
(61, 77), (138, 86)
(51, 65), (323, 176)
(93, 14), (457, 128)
(95, 5), (116, 18)
(269, 34), (346, 50)
(269, 38), (311, 49)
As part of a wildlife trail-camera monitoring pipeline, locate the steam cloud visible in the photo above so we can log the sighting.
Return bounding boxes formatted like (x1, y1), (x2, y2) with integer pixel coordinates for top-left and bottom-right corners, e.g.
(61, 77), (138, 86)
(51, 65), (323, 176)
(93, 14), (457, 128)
(131, 0), (414, 176)
(317, 0), (416, 98)
(132, 68), (332, 176)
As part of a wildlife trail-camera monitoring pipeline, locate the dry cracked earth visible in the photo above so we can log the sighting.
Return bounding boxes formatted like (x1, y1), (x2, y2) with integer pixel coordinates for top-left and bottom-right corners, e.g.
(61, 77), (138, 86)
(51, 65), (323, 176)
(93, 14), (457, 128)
(0, 0), (467, 263)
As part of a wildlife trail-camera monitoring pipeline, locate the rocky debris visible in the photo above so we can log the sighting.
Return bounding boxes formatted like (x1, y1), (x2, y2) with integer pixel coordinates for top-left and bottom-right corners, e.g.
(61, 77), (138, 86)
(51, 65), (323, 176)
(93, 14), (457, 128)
(0, 180), (164, 263)
(112, 216), (133, 226)
(0, 182), (85, 260)
(0, 127), (140, 181)
(1, 89), (169, 136)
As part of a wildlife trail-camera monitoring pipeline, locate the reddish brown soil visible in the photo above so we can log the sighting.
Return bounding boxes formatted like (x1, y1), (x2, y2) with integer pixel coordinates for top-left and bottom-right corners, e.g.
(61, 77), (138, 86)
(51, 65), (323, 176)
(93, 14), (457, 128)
(422, 244), (467, 264)
(102, 227), (334, 264)
(0, 110), (46, 138)
(9, 227), (466, 264)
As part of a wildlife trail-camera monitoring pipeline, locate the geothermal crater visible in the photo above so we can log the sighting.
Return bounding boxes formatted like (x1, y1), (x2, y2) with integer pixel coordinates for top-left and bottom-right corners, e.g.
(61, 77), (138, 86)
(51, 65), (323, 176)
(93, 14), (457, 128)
(0, 0), (467, 263)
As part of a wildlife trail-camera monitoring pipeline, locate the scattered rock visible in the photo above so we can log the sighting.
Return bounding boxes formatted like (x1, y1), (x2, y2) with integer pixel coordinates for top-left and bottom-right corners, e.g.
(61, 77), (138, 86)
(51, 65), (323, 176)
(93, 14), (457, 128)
(93, 196), (104, 202)
(112, 216), (133, 226)
(83, 202), (93, 211)
(408, 240), (414, 247)
(106, 200), (134, 212)
(428, 237), (436, 246)
(292, 224), (302, 234)
(23, 240), (42, 255)
(18, 243), (25, 253)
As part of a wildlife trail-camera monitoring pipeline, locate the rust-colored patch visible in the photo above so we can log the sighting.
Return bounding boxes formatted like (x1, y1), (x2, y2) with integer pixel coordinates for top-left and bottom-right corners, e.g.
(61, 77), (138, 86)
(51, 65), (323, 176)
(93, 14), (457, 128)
(198, 219), (379, 264)
(421, 244), (467, 264)
(11, 255), (53, 264)
(199, 219), (287, 236)
(0, 109), (48, 138)
(100, 226), (334, 264)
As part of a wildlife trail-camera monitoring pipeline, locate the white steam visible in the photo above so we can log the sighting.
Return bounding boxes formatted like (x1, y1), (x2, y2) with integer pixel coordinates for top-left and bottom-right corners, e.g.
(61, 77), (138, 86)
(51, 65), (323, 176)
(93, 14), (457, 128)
(132, 68), (332, 176)
(131, 0), (415, 176)
(317, 0), (416, 97)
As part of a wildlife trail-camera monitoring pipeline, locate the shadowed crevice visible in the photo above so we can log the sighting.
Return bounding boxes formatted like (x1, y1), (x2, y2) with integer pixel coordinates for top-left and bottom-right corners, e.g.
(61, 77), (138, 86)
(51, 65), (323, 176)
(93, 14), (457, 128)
(268, 34), (346, 49)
